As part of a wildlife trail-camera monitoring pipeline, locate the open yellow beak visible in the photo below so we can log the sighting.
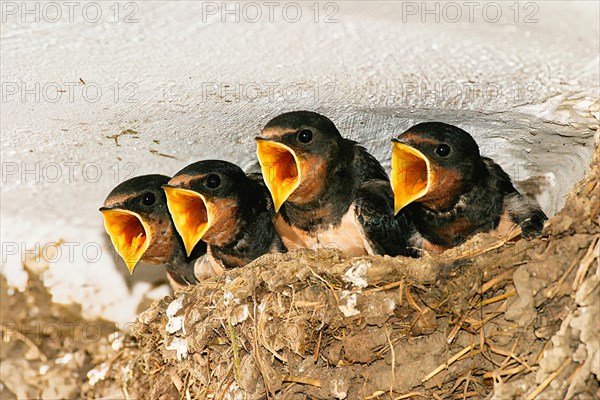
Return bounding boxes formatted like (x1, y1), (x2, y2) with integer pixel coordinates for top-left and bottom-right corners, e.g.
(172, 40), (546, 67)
(100, 209), (152, 274)
(255, 138), (301, 212)
(391, 140), (432, 214)
(163, 187), (213, 256)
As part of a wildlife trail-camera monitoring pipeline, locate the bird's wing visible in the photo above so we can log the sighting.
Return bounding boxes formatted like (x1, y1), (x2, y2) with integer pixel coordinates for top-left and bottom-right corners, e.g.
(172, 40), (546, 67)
(354, 179), (417, 257)
(165, 236), (206, 286)
(166, 261), (199, 286)
(353, 144), (389, 182)
(481, 157), (517, 194)
(503, 192), (548, 238)
(483, 157), (547, 238)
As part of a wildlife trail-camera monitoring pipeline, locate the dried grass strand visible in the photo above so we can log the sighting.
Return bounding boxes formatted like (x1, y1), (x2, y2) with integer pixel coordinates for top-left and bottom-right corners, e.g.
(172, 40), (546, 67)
(281, 375), (321, 388)
(525, 357), (571, 400)
(422, 344), (477, 383)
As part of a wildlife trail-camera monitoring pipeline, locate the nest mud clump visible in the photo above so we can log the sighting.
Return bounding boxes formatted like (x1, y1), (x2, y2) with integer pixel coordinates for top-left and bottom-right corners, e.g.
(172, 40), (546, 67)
(2, 133), (598, 399)
(80, 132), (599, 400)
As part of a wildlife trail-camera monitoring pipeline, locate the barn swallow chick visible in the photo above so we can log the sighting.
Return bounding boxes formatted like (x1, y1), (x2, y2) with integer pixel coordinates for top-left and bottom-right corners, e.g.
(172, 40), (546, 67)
(255, 110), (413, 257)
(163, 160), (285, 271)
(391, 122), (548, 253)
(100, 175), (209, 290)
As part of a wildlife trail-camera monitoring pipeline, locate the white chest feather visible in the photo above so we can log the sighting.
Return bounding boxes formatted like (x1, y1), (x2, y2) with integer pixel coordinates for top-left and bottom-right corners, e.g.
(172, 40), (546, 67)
(275, 205), (374, 257)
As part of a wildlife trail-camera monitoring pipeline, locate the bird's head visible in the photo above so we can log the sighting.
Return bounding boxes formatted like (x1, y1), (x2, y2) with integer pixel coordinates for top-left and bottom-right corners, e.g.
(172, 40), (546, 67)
(100, 174), (173, 273)
(391, 122), (482, 213)
(163, 160), (248, 254)
(255, 110), (343, 211)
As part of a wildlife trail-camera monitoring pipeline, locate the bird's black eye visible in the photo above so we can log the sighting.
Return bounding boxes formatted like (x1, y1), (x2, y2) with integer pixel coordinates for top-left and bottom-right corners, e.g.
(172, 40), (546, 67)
(435, 144), (451, 157)
(206, 174), (221, 189)
(142, 192), (156, 206)
(297, 129), (313, 144)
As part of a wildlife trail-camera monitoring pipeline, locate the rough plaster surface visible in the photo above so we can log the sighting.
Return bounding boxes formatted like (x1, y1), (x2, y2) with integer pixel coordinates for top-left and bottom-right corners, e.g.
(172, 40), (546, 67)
(1, 1), (598, 323)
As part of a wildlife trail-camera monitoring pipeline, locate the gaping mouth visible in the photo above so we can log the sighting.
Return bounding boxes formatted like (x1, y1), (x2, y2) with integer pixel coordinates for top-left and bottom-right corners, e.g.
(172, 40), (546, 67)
(100, 208), (152, 274)
(391, 139), (432, 214)
(163, 186), (212, 256)
(255, 138), (301, 212)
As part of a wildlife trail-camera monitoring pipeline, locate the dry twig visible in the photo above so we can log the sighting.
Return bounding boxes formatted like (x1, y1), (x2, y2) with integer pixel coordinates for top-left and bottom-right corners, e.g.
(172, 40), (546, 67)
(422, 344), (477, 383)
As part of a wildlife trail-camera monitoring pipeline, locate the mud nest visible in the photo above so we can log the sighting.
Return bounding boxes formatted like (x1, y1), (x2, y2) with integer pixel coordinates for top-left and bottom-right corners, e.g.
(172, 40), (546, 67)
(2, 132), (599, 399)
